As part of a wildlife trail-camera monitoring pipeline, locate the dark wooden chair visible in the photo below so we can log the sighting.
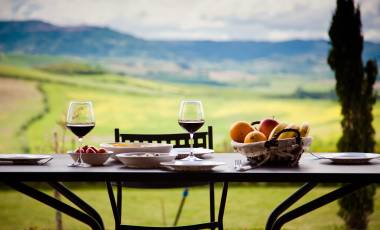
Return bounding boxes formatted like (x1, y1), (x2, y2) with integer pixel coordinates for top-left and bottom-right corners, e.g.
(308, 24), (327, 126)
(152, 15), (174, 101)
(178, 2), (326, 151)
(115, 126), (213, 149)
(106, 126), (228, 230)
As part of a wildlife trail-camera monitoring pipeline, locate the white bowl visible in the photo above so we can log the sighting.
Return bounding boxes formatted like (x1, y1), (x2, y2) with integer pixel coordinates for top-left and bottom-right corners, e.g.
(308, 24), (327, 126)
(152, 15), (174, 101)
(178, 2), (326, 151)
(100, 143), (173, 160)
(116, 152), (175, 168)
(68, 152), (112, 166)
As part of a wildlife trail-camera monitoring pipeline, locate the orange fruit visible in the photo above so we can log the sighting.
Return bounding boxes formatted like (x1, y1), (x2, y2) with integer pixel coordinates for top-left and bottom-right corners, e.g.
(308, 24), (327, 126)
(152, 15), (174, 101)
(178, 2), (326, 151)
(229, 121), (254, 143)
(244, 130), (267, 143)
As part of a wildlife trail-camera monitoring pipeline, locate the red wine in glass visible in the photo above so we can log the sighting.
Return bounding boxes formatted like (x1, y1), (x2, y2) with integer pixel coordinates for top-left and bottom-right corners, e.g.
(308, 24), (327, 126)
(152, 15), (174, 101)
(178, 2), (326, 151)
(178, 100), (205, 161)
(66, 101), (95, 167)
(178, 120), (204, 134)
(66, 123), (95, 138)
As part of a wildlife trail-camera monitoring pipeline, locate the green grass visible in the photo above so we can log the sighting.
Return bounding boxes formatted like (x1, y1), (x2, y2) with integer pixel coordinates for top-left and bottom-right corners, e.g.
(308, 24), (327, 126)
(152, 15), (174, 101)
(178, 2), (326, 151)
(0, 184), (379, 230)
(0, 56), (380, 229)
(0, 53), (70, 67)
(1, 63), (380, 153)
(24, 82), (344, 153)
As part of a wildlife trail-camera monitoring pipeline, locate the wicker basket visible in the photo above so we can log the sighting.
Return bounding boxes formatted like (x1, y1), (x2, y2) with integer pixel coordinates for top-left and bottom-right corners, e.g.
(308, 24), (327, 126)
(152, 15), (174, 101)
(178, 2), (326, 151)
(231, 128), (312, 167)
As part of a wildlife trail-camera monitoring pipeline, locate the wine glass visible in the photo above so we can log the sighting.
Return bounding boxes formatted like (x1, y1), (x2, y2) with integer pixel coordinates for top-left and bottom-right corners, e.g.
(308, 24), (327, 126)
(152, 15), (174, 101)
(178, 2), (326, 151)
(178, 100), (205, 161)
(66, 101), (95, 167)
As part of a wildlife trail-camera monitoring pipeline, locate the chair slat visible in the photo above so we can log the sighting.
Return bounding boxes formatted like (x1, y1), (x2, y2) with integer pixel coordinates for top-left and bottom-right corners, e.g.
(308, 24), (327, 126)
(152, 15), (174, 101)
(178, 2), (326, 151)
(116, 127), (212, 150)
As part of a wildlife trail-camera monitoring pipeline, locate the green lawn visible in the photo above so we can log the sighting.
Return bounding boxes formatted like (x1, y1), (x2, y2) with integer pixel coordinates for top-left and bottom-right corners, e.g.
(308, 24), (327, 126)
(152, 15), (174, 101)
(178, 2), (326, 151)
(0, 184), (379, 230)
(1, 64), (380, 154)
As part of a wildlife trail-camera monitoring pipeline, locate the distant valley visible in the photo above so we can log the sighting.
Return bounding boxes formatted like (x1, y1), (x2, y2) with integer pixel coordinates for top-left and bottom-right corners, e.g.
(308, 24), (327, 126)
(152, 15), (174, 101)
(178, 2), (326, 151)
(0, 20), (379, 85)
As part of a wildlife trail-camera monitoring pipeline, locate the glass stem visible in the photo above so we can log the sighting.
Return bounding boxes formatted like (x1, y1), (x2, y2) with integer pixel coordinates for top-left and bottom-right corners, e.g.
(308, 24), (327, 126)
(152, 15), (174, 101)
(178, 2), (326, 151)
(78, 137), (83, 165)
(189, 133), (194, 157)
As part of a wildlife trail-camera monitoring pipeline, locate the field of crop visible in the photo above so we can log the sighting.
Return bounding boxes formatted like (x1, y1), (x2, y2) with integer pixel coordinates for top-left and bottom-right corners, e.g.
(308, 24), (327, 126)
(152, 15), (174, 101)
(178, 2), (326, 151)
(0, 59), (379, 154)
(0, 56), (380, 152)
(0, 54), (380, 229)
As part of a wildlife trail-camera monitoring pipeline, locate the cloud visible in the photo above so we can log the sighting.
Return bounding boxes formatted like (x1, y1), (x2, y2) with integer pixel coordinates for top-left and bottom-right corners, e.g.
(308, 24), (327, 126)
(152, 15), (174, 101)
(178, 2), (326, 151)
(0, 0), (378, 41)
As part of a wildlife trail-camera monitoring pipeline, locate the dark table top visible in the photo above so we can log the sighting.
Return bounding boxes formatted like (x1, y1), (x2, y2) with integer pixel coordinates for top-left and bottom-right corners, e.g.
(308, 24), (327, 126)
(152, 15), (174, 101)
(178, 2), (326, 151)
(0, 153), (379, 183)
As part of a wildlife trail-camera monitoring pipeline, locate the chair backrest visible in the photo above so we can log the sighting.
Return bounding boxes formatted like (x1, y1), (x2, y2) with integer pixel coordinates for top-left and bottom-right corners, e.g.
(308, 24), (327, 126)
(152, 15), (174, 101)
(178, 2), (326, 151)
(114, 126), (213, 149)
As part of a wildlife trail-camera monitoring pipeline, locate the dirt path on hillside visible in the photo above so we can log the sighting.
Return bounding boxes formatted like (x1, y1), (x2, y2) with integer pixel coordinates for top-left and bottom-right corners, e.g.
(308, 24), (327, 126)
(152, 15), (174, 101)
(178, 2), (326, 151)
(0, 77), (43, 152)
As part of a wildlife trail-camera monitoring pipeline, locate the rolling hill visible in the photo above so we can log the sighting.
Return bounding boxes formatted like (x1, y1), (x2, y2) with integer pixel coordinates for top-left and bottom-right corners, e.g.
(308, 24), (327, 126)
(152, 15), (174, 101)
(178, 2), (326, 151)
(1, 20), (379, 62)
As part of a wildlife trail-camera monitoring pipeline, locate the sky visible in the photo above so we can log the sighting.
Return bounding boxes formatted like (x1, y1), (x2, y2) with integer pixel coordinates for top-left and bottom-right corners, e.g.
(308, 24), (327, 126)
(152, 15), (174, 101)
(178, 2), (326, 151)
(0, 0), (379, 41)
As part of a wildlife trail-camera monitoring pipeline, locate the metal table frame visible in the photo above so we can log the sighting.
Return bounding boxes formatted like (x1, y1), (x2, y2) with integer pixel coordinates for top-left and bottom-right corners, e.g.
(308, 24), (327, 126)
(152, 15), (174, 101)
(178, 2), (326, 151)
(3, 180), (228, 230)
(4, 181), (104, 230)
(106, 181), (228, 230)
(1, 153), (379, 230)
(265, 182), (372, 230)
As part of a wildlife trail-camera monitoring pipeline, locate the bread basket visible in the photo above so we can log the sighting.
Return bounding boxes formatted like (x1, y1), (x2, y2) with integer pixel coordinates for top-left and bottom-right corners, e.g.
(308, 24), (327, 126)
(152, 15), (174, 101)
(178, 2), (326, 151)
(232, 128), (312, 167)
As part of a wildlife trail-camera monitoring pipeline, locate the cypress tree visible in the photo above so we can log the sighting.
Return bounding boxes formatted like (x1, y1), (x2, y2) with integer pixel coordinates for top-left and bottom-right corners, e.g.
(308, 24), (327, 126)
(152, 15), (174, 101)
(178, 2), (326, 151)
(328, 0), (378, 229)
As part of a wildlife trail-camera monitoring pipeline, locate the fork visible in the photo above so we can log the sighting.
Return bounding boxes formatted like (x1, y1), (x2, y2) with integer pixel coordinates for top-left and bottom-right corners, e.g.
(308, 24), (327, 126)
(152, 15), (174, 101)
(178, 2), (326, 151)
(234, 159), (252, 171)
(37, 157), (53, 165)
(309, 152), (328, 160)
(39, 157), (53, 165)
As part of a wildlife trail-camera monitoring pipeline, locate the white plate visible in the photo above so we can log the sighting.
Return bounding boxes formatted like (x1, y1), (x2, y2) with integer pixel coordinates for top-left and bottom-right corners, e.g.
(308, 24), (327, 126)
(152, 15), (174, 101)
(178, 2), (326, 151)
(170, 148), (214, 159)
(0, 154), (52, 164)
(161, 160), (224, 171)
(117, 152), (175, 168)
(319, 153), (380, 164)
(100, 143), (173, 161)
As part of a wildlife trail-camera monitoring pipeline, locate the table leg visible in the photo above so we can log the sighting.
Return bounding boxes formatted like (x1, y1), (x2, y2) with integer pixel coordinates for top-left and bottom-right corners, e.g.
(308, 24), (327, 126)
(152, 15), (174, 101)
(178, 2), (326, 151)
(217, 182), (229, 230)
(117, 181), (123, 221)
(4, 181), (103, 230)
(47, 181), (104, 229)
(106, 181), (121, 228)
(267, 182), (372, 230)
(106, 181), (228, 230)
(210, 182), (215, 230)
(265, 182), (317, 230)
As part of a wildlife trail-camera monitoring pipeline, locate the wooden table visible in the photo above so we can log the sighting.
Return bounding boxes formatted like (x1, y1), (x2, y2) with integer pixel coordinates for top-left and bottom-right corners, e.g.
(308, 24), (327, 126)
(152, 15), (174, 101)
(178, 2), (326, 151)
(1, 153), (379, 230)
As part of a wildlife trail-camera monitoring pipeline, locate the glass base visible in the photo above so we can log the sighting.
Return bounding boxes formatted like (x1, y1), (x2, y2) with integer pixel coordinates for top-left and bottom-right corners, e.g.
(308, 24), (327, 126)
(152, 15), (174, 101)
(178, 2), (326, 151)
(181, 154), (203, 161)
(68, 163), (88, 167)
(68, 162), (85, 167)
(68, 162), (79, 167)
(68, 159), (84, 167)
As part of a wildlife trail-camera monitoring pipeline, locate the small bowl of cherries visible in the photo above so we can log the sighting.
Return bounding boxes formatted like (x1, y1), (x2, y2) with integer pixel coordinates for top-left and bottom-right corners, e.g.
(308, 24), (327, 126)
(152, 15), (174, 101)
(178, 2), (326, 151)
(69, 145), (112, 166)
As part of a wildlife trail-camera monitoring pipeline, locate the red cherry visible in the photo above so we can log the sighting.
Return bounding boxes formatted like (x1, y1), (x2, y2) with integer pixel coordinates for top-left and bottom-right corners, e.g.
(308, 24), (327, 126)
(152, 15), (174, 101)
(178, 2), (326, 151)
(89, 146), (98, 152)
(75, 148), (81, 153)
(97, 148), (106, 153)
(81, 145), (89, 152)
(86, 148), (96, 154)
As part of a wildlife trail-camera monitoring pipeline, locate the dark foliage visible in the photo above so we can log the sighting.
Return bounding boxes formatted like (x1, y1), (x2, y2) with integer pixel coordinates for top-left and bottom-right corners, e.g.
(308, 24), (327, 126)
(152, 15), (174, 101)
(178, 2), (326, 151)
(328, 0), (378, 229)
(293, 87), (337, 100)
(37, 62), (105, 75)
